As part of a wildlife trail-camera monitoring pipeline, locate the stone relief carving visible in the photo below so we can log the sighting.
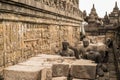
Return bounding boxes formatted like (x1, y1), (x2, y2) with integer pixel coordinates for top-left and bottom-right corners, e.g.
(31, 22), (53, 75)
(34, 0), (80, 15)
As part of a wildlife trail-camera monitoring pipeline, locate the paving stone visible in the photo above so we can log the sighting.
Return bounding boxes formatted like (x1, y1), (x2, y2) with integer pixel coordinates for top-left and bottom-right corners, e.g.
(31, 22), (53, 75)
(52, 63), (69, 77)
(52, 77), (67, 80)
(4, 65), (50, 80)
(70, 60), (97, 79)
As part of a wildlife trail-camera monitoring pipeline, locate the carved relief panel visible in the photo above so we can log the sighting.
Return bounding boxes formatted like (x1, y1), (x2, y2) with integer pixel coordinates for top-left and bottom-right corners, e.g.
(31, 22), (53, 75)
(49, 25), (60, 54)
(0, 23), (4, 67)
(23, 24), (51, 54)
(3, 22), (22, 66)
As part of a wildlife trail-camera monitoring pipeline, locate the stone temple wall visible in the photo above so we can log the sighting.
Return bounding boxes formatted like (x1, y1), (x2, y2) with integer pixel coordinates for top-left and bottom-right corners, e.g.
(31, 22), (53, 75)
(0, 0), (83, 74)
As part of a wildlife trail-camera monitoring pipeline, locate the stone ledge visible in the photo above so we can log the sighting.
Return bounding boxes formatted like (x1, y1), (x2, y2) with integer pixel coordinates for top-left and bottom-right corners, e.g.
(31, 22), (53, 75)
(0, 12), (81, 26)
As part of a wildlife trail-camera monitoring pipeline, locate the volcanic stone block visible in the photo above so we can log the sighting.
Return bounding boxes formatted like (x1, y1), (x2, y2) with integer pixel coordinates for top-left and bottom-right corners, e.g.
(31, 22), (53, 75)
(4, 65), (49, 80)
(52, 63), (69, 77)
(52, 77), (67, 80)
(70, 60), (97, 79)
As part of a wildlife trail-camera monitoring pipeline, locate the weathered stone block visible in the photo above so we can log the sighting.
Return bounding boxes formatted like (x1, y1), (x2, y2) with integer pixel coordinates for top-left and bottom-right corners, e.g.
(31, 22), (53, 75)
(70, 60), (97, 79)
(4, 65), (51, 80)
(52, 63), (69, 77)
(52, 77), (67, 80)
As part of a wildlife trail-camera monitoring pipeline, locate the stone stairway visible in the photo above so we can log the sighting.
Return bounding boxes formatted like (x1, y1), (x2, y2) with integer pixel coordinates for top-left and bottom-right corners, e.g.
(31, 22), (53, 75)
(3, 54), (97, 80)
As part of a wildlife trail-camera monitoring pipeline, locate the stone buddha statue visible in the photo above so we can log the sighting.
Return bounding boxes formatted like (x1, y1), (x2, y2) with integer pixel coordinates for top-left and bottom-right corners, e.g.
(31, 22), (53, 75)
(59, 40), (74, 57)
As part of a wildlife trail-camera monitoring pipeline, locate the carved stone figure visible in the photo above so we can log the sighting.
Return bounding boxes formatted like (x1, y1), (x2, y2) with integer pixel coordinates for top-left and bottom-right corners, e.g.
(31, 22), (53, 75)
(83, 37), (89, 48)
(59, 41), (74, 57)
